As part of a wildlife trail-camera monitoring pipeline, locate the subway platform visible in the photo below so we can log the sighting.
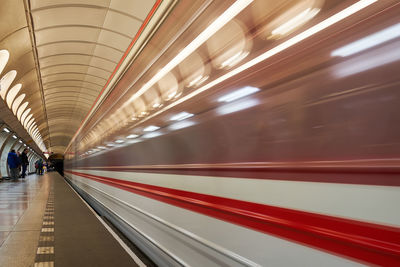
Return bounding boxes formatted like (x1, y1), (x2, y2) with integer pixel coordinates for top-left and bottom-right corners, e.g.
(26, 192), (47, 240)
(0, 172), (152, 267)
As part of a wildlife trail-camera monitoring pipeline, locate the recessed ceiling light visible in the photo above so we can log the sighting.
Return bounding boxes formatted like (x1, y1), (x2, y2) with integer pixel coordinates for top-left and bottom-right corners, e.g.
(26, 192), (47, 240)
(331, 22), (400, 57)
(218, 86), (260, 102)
(143, 125), (160, 132)
(170, 112), (194, 121)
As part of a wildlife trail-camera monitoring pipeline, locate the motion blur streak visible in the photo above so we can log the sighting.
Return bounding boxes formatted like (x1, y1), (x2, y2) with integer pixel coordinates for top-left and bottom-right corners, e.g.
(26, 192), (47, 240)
(138, 0), (378, 127)
(332, 22), (400, 57)
(128, 0), (254, 104)
(65, 0), (400, 266)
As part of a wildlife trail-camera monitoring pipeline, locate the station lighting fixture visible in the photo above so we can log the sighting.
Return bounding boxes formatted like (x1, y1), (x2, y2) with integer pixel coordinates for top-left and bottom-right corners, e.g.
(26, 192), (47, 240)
(218, 86), (260, 103)
(114, 139), (124, 143)
(333, 42), (400, 78)
(97, 146), (106, 149)
(12, 135), (17, 139)
(126, 134), (139, 139)
(217, 99), (259, 115)
(18, 140), (22, 143)
(142, 132), (162, 139)
(187, 75), (209, 87)
(143, 125), (160, 132)
(106, 143), (115, 147)
(220, 51), (249, 69)
(3, 127), (10, 133)
(331, 22), (400, 57)
(152, 102), (162, 108)
(169, 120), (195, 131)
(170, 112), (194, 121)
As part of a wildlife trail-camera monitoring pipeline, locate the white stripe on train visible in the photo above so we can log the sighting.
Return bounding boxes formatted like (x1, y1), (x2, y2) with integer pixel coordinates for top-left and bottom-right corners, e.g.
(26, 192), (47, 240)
(73, 168), (400, 227)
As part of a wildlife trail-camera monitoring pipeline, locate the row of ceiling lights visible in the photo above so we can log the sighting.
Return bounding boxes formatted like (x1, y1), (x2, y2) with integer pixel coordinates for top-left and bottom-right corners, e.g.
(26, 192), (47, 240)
(2, 127), (41, 156)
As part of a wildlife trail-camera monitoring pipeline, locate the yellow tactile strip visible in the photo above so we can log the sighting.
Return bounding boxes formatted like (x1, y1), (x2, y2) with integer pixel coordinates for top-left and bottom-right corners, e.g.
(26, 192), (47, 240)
(34, 189), (55, 266)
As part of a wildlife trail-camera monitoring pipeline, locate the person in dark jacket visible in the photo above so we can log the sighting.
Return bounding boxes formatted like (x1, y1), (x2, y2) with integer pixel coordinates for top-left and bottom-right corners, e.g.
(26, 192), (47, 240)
(37, 159), (44, 175)
(19, 149), (29, 178)
(7, 149), (20, 181)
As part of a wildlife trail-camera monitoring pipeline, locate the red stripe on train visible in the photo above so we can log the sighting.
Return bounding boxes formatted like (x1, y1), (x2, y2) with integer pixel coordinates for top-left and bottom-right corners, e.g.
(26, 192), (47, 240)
(66, 170), (400, 266)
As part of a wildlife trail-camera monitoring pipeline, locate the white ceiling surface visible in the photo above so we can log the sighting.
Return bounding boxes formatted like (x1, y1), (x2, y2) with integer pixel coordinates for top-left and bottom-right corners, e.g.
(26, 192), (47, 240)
(30, 0), (156, 153)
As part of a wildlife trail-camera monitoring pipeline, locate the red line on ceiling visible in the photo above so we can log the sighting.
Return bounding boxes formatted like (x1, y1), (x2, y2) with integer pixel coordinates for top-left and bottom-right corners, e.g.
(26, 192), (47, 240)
(65, 0), (163, 152)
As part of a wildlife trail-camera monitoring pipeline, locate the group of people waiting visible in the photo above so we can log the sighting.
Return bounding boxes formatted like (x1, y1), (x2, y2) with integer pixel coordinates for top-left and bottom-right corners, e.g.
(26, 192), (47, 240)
(1, 149), (44, 182)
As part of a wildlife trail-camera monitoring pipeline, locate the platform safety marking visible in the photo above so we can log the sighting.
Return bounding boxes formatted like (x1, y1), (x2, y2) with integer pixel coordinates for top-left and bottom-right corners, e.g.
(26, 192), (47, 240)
(37, 247), (54, 254)
(39, 236), (54, 242)
(34, 262), (54, 267)
(35, 188), (55, 266)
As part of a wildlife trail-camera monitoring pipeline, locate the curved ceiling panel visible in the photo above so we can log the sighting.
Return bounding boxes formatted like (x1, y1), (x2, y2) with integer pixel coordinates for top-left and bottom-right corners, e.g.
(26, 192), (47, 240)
(28, 0), (159, 152)
(0, 50), (10, 74)
(1, 0), (174, 154)
(21, 108), (32, 123)
(6, 83), (22, 107)
(17, 102), (29, 119)
(11, 94), (26, 114)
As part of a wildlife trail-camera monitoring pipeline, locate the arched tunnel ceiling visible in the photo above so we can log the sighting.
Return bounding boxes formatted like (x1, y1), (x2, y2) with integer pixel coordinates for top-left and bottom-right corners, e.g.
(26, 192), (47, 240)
(0, 0), (175, 154)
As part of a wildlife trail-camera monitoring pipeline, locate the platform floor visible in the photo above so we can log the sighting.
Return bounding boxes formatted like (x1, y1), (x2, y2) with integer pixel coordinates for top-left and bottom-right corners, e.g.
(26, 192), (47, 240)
(0, 172), (143, 267)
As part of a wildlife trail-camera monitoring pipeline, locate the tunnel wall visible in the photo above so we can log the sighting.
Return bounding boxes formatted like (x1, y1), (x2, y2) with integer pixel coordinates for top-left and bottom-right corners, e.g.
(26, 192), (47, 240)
(0, 125), (41, 179)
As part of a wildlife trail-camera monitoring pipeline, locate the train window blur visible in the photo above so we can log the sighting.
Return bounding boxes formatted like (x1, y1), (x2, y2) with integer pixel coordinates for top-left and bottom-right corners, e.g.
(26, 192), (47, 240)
(258, 0), (324, 40)
(206, 19), (251, 69)
(143, 87), (162, 110)
(158, 72), (180, 101)
(179, 52), (209, 88)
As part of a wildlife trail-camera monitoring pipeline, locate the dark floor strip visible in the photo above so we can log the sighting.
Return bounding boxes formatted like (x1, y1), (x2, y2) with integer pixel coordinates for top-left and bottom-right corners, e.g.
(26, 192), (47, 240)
(50, 172), (139, 267)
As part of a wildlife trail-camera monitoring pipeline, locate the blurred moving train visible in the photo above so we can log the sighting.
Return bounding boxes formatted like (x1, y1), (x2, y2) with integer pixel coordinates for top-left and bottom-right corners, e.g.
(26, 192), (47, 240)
(65, 0), (400, 266)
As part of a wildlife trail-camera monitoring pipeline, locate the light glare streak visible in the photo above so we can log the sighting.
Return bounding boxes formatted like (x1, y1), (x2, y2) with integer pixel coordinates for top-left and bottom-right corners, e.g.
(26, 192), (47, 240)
(143, 125), (160, 132)
(136, 0), (377, 126)
(218, 86), (260, 102)
(332, 23), (400, 57)
(128, 0), (253, 103)
(170, 112), (194, 121)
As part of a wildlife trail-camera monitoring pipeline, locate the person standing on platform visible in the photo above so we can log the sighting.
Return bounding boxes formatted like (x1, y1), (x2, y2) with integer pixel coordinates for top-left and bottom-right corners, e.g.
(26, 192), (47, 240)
(35, 159), (39, 174)
(7, 149), (20, 182)
(20, 149), (29, 178)
(38, 159), (44, 175)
